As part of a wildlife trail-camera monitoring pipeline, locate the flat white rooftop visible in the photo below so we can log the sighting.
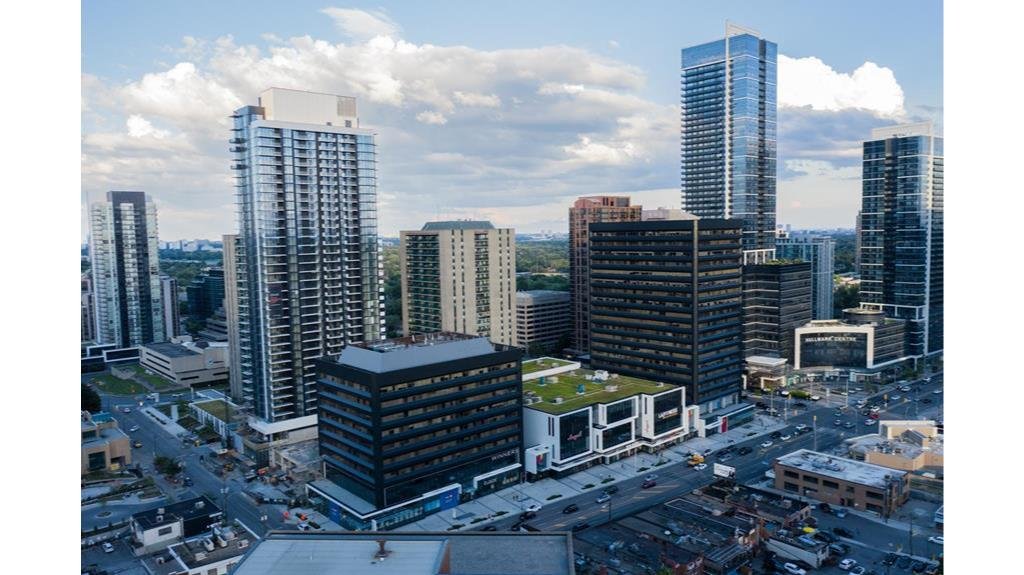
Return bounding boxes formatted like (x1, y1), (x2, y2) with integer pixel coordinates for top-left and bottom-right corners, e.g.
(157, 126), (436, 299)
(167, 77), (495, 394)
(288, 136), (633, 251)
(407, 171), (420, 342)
(776, 449), (907, 489)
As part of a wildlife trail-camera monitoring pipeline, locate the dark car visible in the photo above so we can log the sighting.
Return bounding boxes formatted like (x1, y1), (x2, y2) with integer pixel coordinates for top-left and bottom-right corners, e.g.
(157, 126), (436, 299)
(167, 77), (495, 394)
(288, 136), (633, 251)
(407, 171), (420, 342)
(641, 479), (657, 489)
(829, 543), (850, 556)
(813, 531), (837, 544)
(818, 502), (832, 513)
(883, 553), (898, 567)
(897, 556), (912, 569)
(833, 527), (855, 538)
(770, 431), (783, 439)
(921, 398), (933, 404)
(562, 504), (579, 514)
(912, 560), (927, 573)
(519, 511), (536, 521)
(183, 476), (194, 487)
(756, 401), (769, 409)
(571, 521), (589, 532)
(604, 485), (619, 495)
(738, 446), (753, 455)
(481, 525), (498, 532)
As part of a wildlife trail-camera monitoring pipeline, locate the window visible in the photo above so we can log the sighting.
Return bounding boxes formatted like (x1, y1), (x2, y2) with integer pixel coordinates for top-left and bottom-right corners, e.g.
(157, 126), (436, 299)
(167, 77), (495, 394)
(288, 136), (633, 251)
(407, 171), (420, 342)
(157, 526), (173, 536)
(783, 482), (798, 492)
(822, 480), (839, 490)
(865, 491), (883, 500)
(802, 475), (819, 484)
(783, 470), (799, 479)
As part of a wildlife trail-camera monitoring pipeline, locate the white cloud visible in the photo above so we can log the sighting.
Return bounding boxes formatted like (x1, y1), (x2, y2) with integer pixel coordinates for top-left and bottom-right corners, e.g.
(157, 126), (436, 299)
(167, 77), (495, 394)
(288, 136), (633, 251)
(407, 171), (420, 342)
(321, 8), (400, 41)
(608, 40), (620, 49)
(784, 159), (859, 179)
(453, 91), (501, 108)
(778, 55), (905, 118)
(537, 82), (585, 95)
(563, 135), (638, 165)
(126, 115), (169, 139)
(415, 111), (447, 125)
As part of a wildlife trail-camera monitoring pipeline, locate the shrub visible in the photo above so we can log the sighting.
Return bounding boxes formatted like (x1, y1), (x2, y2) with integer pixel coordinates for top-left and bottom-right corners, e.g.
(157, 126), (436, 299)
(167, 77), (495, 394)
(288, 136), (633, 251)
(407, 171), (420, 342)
(601, 477), (615, 484)
(582, 483), (595, 489)
(546, 494), (563, 500)
(637, 466), (650, 473)
(493, 510), (507, 516)
(447, 524), (464, 531)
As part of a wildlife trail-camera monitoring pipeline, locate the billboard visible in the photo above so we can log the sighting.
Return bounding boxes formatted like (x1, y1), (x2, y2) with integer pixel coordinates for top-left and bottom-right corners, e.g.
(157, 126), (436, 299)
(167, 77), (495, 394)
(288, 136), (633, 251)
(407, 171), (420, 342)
(713, 463), (736, 479)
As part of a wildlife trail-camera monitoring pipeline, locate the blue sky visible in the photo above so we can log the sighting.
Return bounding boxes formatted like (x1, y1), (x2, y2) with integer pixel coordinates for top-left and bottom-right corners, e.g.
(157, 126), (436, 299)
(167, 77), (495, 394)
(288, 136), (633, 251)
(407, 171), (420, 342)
(82, 0), (942, 239)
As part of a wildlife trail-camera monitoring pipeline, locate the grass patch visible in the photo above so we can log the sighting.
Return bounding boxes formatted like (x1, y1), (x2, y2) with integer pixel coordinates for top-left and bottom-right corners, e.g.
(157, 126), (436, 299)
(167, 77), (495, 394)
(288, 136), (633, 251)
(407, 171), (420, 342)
(546, 494), (563, 501)
(522, 368), (676, 415)
(600, 477), (615, 484)
(194, 399), (230, 421)
(177, 415), (201, 431)
(470, 517), (487, 524)
(93, 375), (146, 396)
(123, 364), (178, 390)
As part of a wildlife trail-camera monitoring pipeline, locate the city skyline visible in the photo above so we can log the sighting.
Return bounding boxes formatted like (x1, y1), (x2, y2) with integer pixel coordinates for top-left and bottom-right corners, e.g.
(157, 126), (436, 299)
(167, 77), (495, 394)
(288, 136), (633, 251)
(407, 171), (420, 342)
(81, 1), (942, 240)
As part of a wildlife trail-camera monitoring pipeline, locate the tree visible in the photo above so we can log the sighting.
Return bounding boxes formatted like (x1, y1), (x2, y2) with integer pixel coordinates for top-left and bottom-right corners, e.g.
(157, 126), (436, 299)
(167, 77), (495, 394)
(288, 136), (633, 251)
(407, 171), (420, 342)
(82, 383), (102, 413)
(153, 455), (182, 476)
(833, 283), (860, 317)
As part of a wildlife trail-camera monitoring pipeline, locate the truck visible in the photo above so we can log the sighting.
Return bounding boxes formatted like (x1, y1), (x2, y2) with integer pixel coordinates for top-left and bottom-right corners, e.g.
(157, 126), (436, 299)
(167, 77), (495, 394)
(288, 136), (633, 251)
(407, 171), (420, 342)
(687, 454), (705, 467)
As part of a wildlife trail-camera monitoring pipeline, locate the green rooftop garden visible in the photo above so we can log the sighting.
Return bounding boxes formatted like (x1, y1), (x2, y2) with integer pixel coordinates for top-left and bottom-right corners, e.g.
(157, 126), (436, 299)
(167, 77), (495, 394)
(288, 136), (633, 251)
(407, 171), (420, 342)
(522, 357), (575, 376)
(193, 399), (231, 422)
(523, 369), (676, 414)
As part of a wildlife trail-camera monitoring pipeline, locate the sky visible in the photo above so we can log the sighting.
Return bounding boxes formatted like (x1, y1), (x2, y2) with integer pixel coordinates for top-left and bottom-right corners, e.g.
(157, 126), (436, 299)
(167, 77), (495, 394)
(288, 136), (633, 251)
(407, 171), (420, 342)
(81, 0), (943, 241)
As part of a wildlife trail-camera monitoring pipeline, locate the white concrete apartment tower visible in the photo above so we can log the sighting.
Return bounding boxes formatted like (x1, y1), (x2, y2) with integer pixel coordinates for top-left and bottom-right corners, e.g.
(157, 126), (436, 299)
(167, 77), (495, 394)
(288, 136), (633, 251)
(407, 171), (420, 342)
(89, 191), (164, 348)
(401, 221), (517, 346)
(231, 88), (385, 426)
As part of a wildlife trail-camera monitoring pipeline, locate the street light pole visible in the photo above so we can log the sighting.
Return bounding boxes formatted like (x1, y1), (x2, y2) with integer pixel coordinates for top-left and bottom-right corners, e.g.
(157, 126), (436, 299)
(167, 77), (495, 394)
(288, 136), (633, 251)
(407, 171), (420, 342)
(813, 415), (817, 451)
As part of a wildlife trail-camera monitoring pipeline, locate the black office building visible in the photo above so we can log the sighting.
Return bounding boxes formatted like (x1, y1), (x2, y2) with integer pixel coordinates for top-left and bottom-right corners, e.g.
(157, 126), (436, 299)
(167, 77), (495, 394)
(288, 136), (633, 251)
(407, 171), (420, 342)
(588, 219), (744, 412)
(743, 260), (813, 361)
(187, 268), (225, 321)
(311, 332), (523, 530)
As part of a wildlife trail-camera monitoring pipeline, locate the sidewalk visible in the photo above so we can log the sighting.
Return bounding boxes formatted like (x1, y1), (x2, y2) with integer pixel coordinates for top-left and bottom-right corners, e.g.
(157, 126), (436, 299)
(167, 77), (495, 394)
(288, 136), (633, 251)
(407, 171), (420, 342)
(396, 411), (793, 532)
(141, 406), (189, 437)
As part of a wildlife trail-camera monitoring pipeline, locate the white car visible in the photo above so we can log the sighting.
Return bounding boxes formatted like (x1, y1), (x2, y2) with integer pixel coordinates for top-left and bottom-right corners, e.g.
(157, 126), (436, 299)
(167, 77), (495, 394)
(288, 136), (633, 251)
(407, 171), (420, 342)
(809, 395), (821, 401)
(783, 563), (806, 575)
(839, 558), (858, 570)
(297, 522), (310, 531)
(525, 503), (542, 513)
(794, 424), (808, 432)
(693, 463), (708, 471)
(102, 542), (115, 553)
(933, 389), (943, 395)
(928, 536), (944, 545)
(891, 394), (902, 401)
(780, 434), (792, 441)
(864, 419), (877, 426)
(596, 493), (611, 504)
(760, 440), (773, 448)
(129, 425), (140, 432)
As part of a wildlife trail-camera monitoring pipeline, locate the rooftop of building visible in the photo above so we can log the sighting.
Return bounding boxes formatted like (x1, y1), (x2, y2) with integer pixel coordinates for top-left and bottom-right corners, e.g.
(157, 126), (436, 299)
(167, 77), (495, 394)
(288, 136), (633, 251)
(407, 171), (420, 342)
(230, 531), (574, 575)
(131, 496), (222, 532)
(516, 290), (571, 303)
(848, 434), (944, 462)
(145, 525), (257, 575)
(522, 365), (678, 414)
(699, 480), (811, 522)
(522, 357), (577, 376)
(143, 341), (202, 358)
(775, 449), (908, 489)
(193, 399), (232, 422)
(420, 220), (495, 231)
(82, 423), (129, 448)
(334, 333), (511, 374)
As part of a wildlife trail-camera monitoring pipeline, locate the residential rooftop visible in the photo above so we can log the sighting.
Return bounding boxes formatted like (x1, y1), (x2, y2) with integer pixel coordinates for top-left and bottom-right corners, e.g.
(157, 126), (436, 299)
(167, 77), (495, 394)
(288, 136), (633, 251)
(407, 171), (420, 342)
(521, 357), (577, 376)
(143, 341), (202, 358)
(516, 290), (570, 304)
(132, 496), (222, 532)
(230, 531), (575, 575)
(335, 333), (510, 373)
(522, 366), (676, 415)
(420, 220), (495, 231)
(144, 525), (256, 575)
(775, 449), (908, 489)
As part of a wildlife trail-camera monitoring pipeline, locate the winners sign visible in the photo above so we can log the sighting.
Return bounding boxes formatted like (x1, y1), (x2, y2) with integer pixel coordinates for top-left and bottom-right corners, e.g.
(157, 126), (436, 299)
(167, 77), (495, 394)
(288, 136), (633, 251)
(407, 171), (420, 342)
(713, 463), (736, 479)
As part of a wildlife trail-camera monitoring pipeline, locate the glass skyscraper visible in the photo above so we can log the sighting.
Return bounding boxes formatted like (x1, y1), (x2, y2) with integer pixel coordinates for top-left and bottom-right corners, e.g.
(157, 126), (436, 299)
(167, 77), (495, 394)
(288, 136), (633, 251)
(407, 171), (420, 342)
(680, 24), (778, 259)
(232, 88), (384, 425)
(859, 122), (943, 358)
(776, 234), (836, 320)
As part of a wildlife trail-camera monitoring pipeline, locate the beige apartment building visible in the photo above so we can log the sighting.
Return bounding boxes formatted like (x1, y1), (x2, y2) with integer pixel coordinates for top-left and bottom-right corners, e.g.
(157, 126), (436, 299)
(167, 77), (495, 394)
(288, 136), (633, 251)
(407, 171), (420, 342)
(400, 221), (516, 346)
(81, 411), (131, 475)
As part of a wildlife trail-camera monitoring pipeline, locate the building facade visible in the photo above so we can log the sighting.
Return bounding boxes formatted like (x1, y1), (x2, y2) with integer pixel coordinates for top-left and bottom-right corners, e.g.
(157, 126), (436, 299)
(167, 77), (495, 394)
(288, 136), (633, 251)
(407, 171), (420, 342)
(187, 268), (225, 321)
(161, 275), (180, 340)
(400, 221), (516, 346)
(232, 88), (385, 427)
(776, 235), (835, 320)
(515, 290), (571, 355)
(82, 274), (96, 342)
(568, 196), (642, 356)
(680, 24), (778, 259)
(742, 260), (813, 361)
(89, 191), (164, 347)
(81, 411), (131, 474)
(588, 219), (744, 412)
(859, 122), (943, 358)
(794, 308), (907, 371)
(774, 449), (909, 517)
(223, 234), (242, 401)
(309, 333), (523, 530)
(140, 340), (229, 388)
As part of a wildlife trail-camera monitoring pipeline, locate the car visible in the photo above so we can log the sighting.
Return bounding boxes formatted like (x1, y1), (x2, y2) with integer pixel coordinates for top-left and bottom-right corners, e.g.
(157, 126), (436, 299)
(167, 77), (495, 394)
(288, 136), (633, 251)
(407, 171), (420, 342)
(122, 407), (132, 413)
(810, 395), (821, 401)
(132, 440), (142, 448)
(703, 448), (713, 456)
(830, 543), (850, 555)
(756, 401), (769, 409)
(869, 412), (880, 419)
(644, 474), (658, 482)
(912, 560), (927, 573)
(782, 563), (806, 575)
(837, 390), (848, 396)
(562, 504), (579, 514)
(851, 567), (867, 575)
(883, 553), (898, 566)
(818, 502), (832, 513)
(780, 434), (792, 441)
(519, 511), (536, 521)
(833, 419), (842, 426)
(102, 542), (115, 553)
(870, 406), (881, 413)
(897, 555), (912, 569)
(899, 386), (912, 392)
(928, 536), (944, 545)
(813, 530), (836, 544)
(760, 440), (773, 448)
(641, 479), (657, 489)
(481, 525), (498, 532)
(183, 477), (193, 487)
(603, 485), (619, 495)
(128, 425), (140, 432)
(932, 389), (942, 394)
(571, 521), (589, 532)
(296, 522), (310, 531)
(839, 558), (858, 570)
(794, 424), (808, 432)
(596, 493), (611, 504)
(525, 503), (541, 513)
(833, 526), (853, 537)
(693, 463), (708, 471)
(921, 398), (933, 404)
(891, 394), (902, 401)
(770, 431), (783, 439)
(864, 419), (877, 426)
(718, 453), (733, 462)
(511, 521), (525, 531)
(307, 520), (321, 530)
(843, 422), (855, 429)
(738, 446), (753, 455)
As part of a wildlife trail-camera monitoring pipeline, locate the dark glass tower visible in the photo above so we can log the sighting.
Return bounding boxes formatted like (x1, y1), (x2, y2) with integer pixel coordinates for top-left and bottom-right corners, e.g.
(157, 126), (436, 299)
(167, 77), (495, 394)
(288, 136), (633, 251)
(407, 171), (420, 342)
(859, 123), (943, 358)
(743, 260), (813, 361)
(680, 24), (778, 258)
(588, 219), (744, 410)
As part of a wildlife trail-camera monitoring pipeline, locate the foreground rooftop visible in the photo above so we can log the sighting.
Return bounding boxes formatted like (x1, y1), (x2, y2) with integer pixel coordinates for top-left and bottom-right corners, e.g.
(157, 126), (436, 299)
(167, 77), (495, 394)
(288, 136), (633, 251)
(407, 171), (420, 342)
(522, 361), (676, 415)
(775, 449), (908, 489)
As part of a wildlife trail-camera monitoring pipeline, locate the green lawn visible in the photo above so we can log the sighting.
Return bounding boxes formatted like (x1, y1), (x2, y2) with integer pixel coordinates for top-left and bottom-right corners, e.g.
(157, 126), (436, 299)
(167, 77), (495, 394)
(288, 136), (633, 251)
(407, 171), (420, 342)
(123, 364), (180, 390)
(93, 375), (146, 396)
(522, 358), (575, 375)
(194, 399), (230, 421)
(524, 369), (676, 414)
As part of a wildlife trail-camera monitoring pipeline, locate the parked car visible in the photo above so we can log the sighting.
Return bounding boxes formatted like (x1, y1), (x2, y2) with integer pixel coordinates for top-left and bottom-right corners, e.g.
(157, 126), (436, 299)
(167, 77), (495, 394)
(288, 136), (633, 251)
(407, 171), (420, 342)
(571, 521), (589, 532)
(641, 479), (657, 489)
(782, 563), (806, 575)
(813, 531), (836, 544)
(780, 434), (792, 441)
(810, 395), (821, 401)
(519, 511), (536, 521)
(481, 525), (498, 532)
(132, 440), (142, 448)
(718, 453), (733, 462)
(183, 476), (193, 487)
(738, 446), (753, 455)
(307, 520), (321, 530)
(794, 424), (808, 432)
(830, 543), (850, 555)
(869, 413), (880, 419)
(851, 566), (867, 575)
(891, 394), (902, 401)
(760, 440), (773, 448)
(921, 398), (933, 404)
(833, 419), (842, 426)
(818, 502), (832, 513)
(928, 536), (944, 545)
(843, 422), (855, 429)
(833, 525), (853, 537)
(596, 493), (611, 504)
(839, 558), (858, 570)
(933, 389), (942, 395)
(296, 522), (310, 531)
(693, 463), (707, 471)
(912, 560), (928, 573)
(562, 504), (579, 514)
(102, 542), (114, 553)
(122, 407), (132, 413)
(770, 431), (783, 439)
(525, 503), (542, 513)
(883, 553), (898, 566)
(128, 425), (140, 432)
(864, 419), (877, 426)
(603, 485), (619, 495)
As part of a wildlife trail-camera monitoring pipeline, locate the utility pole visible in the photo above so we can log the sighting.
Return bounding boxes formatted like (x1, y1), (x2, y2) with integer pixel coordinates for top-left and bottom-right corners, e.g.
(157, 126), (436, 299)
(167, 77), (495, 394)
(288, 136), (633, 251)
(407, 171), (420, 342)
(813, 415), (817, 451)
